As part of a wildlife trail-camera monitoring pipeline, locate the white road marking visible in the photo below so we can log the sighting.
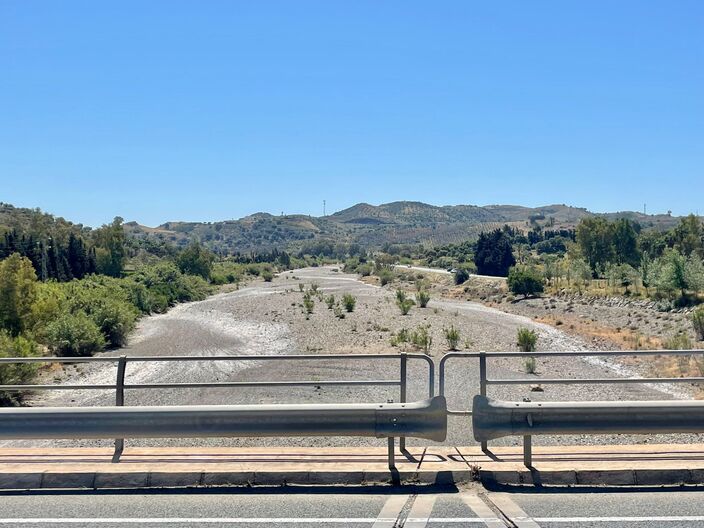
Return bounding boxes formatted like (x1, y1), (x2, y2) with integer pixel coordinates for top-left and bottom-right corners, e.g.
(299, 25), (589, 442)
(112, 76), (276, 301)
(4, 515), (704, 525)
(461, 493), (507, 527)
(404, 494), (438, 528)
(486, 493), (541, 528)
(0, 519), (494, 524)
(371, 494), (409, 528)
(534, 517), (704, 523)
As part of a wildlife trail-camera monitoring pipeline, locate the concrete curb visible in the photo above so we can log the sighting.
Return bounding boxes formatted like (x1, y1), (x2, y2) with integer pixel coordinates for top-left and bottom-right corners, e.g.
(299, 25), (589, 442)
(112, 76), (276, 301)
(479, 468), (704, 487)
(4, 467), (704, 489)
(3, 445), (704, 489)
(0, 470), (478, 490)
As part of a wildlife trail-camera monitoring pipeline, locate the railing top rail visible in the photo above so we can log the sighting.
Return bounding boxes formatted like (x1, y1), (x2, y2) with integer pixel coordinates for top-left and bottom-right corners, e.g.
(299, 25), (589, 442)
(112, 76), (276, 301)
(440, 349), (704, 361)
(0, 352), (433, 364)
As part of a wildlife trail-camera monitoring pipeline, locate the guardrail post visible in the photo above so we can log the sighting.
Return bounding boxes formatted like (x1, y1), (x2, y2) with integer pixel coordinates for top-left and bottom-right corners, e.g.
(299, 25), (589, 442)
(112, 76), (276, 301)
(523, 435), (532, 467)
(387, 436), (395, 469)
(112, 355), (127, 463)
(399, 353), (407, 452)
(479, 351), (488, 453)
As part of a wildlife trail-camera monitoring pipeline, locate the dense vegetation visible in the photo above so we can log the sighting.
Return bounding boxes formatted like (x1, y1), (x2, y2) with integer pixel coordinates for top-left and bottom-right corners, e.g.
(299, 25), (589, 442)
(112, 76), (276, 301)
(415, 214), (704, 305)
(0, 205), (298, 404)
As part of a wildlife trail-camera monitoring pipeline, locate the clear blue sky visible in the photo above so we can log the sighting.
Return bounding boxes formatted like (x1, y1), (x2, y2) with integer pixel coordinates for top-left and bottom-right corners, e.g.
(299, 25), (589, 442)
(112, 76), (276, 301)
(1, 1), (702, 227)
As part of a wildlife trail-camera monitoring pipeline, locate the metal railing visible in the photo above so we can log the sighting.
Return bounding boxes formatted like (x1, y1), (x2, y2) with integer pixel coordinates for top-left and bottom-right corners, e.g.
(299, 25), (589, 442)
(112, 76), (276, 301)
(0, 352), (434, 463)
(439, 348), (704, 465)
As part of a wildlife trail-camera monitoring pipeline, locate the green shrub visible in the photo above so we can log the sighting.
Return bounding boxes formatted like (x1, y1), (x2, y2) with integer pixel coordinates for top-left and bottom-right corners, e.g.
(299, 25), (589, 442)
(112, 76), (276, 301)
(342, 294), (356, 312)
(411, 324), (432, 354)
(507, 267), (544, 298)
(130, 263), (211, 312)
(0, 332), (40, 405)
(333, 302), (345, 319)
(46, 312), (105, 357)
(390, 328), (411, 347)
(378, 269), (394, 286)
(454, 269), (470, 285)
(416, 290), (431, 308)
(325, 295), (336, 309)
(524, 356), (537, 374)
(664, 332), (693, 350)
(443, 325), (460, 351)
(395, 290), (415, 315)
(693, 306), (704, 341)
(303, 294), (314, 314)
(357, 264), (373, 277)
(517, 327), (538, 352)
(262, 270), (274, 282)
(90, 298), (139, 348)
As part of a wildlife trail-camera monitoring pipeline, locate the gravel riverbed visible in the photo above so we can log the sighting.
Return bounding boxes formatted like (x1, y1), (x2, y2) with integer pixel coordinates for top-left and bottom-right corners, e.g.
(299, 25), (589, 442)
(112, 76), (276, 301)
(8, 266), (702, 450)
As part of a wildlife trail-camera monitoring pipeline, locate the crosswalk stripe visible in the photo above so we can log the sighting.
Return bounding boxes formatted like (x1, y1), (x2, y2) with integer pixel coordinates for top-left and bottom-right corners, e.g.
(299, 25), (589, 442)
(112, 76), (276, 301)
(404, 494), (438, 528)
(461, 493), (507, 527)
(371, 494), (409, 528)
(485, 493), (541, 528)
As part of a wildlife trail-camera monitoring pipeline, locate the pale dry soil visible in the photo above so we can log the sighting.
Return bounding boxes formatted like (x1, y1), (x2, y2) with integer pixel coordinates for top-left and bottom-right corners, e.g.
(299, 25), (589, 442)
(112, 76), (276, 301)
(9, 266), (702, 450)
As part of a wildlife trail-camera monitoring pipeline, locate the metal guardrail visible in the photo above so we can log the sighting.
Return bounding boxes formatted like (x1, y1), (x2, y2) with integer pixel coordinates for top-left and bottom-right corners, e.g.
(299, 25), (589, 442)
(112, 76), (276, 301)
(5, 348), (704, 469)
(439, 349), (704, 414)
(439, 348), (704, 466)
(0, 397), (448, 442)
(0, 352), (434, 464)
(472, 395), (704, 441)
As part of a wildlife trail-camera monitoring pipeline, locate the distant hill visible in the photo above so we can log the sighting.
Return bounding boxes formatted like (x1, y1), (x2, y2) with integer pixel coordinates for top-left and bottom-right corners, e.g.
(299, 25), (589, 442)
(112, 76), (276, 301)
(123, 201), (684, 253)
(0, 202), (90, 241)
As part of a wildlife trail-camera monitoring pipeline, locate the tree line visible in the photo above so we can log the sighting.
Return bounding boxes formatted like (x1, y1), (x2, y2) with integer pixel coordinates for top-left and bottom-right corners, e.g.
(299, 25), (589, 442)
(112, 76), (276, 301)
(0, 207), (303, 404)
(417, 214), (704, 303)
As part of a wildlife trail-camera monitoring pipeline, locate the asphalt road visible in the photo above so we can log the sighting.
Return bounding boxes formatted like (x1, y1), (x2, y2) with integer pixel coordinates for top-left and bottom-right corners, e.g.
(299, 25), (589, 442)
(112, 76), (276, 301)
(2, 485), (704, 527)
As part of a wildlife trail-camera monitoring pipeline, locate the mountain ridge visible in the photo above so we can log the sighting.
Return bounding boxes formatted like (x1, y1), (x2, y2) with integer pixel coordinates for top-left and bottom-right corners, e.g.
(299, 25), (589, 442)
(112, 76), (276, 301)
(120, 201), (681, 253)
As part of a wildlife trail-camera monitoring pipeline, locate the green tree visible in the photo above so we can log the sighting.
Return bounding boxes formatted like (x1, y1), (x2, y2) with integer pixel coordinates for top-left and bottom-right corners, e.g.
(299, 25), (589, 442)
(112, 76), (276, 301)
(656, 249), (704, 299)
(567, 257), (592, 291)
(474, 229), (516, 276)
(93, 217), (126, 277)
(605, 263), (639, 294)
(176, 241), (215, 280)
(0, 253), (38, 335)
(671, 214), (703, 258)
(576, 217), (615, 274)
(611, 219), (641, 267)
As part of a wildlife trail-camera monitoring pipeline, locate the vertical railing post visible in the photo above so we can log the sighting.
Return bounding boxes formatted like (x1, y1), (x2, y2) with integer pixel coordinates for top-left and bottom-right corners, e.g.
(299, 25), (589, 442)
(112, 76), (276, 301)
(387, 437), (395, 470)
(479, 351), (488, 453)
(112, 355), (127, 463)
(523, 435), (532, 467)
(399, 353), (407, 452)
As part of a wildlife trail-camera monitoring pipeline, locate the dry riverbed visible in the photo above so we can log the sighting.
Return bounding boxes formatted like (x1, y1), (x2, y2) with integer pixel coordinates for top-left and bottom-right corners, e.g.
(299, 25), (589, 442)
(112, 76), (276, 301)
(11, 266), (703, 450)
